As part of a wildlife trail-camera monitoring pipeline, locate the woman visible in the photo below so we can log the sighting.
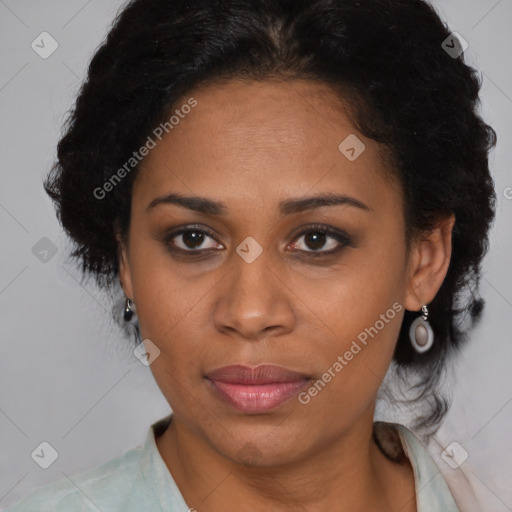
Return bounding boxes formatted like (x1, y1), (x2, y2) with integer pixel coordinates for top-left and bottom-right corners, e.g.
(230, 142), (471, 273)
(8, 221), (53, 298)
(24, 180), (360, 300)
(7, 0), (496, 510)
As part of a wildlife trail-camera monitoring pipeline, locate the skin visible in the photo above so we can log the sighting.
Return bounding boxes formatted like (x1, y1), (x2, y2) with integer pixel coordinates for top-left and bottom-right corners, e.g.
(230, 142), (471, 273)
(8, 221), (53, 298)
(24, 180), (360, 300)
(117, 79), (455, 512)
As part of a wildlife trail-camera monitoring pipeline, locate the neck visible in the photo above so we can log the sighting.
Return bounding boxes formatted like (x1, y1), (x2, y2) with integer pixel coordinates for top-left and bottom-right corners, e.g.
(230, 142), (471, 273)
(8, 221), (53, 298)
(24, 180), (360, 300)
(155, 409), (416, 512)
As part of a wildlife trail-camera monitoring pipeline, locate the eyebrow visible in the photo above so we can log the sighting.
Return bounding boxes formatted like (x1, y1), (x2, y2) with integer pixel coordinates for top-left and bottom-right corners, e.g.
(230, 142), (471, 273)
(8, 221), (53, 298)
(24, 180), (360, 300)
(146, 191), (371, 216)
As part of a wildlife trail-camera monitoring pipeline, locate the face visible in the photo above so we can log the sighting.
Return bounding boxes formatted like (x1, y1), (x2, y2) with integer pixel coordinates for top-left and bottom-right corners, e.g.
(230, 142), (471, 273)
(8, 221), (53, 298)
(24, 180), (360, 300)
(119, 79), (420, 466)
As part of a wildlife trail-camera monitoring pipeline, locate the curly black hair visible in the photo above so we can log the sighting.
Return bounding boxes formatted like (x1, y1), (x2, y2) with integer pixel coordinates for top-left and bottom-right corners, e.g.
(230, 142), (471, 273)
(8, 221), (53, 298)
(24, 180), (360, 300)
(44, 0), (497, 438)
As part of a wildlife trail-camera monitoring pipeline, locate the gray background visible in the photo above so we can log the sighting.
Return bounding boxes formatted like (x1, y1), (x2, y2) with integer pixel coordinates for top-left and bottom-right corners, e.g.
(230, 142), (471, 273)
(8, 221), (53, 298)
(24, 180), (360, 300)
(0, 0), (511, 509)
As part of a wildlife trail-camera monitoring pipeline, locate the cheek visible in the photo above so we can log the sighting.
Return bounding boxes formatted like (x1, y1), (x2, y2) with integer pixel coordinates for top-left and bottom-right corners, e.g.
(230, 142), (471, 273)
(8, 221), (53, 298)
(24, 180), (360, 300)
(297, 280), (404, 431)
(301, 237), (407, 396)
(311, 282), (403, 395)
(134, 276), (211, 361)
(125, 219), (205, 336)
(316, 238), (406, 341)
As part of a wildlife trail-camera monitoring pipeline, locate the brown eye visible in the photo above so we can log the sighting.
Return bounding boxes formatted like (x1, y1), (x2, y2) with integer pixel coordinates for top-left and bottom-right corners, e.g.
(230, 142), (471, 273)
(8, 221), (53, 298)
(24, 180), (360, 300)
(302, 231), (329, 251)
(180, 230), (206, 249)
(166, 226), (222, 252)
(290, 224), (352, 256)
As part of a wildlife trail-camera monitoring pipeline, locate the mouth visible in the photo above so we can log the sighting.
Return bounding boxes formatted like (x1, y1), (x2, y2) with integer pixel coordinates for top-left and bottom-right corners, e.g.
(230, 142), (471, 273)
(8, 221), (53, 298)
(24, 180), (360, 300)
(205, 364), (311, 413)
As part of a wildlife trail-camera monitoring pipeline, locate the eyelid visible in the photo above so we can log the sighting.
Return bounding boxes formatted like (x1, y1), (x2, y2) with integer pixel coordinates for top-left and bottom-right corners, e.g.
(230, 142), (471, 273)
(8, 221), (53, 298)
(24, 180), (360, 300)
(163, 224), (223, 251)
(161, 222), (353, 256)
(288, 223), (353, 254)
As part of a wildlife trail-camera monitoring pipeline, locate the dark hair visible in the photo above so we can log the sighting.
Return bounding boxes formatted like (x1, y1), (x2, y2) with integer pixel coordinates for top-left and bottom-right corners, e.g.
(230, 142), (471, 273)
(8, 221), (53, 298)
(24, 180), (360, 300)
(44, 0), (496, 438)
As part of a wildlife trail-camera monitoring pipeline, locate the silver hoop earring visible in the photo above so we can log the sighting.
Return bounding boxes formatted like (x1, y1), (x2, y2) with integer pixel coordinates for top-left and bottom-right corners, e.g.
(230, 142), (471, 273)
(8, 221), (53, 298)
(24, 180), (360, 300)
(409, 304), (434, 353)
(123, 297), (135, 322)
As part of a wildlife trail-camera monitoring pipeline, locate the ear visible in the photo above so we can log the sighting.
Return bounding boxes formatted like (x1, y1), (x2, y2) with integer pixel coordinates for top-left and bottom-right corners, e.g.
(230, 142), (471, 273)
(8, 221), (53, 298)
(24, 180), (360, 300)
(404, 213), (455, 312)
(116, 231), (134, 300)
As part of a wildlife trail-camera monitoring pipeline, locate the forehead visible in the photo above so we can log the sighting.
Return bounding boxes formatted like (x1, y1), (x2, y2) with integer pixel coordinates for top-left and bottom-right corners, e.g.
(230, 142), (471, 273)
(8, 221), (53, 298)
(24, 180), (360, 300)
(133, 79), (399, 216)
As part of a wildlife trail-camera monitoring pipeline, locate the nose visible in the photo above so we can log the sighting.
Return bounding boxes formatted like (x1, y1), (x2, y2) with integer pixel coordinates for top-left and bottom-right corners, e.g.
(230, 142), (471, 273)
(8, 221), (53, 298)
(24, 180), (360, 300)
(212, 249), (295, 341)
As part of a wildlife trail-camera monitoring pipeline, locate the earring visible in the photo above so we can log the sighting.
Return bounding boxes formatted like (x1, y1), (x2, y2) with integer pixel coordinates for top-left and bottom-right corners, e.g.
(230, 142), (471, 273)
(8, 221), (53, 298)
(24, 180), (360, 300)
(409, 304), (434, 353)
(123, 297), (135, 322)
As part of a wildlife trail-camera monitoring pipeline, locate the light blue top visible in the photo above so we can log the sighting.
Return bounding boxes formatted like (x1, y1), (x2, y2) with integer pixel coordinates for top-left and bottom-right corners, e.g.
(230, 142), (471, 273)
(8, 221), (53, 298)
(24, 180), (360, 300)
(6, 414), (461, 511)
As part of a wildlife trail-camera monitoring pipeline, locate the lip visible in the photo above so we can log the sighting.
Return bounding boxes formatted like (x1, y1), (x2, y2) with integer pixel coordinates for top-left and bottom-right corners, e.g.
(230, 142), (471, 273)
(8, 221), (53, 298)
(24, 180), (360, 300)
(205, 364), (310, 413)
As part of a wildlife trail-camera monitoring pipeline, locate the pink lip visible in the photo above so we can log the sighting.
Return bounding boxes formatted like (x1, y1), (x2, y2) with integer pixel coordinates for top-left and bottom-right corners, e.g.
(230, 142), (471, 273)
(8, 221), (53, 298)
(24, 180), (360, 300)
(205, 364), (310, 413)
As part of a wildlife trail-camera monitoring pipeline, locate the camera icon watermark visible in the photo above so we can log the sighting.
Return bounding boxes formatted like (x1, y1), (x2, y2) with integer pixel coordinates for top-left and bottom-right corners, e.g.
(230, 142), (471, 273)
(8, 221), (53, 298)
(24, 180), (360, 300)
(503, 187), (512, 200)
(441, 32), (468, 59)
(31, 32), (59, 59)
(236, 442), (263, 465)
(32, 237), (58, 263)
(236, 236), (263, 263)
(31, 441), (59, 469)
(338, 134), (366, 161)
(134, 339), (161, 366)
(441, 441), (468, 469)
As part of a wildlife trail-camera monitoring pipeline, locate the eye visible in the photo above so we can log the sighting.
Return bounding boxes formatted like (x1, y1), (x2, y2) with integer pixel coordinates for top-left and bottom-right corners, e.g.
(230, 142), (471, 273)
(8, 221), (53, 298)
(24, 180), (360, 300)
(161, 223), (352, 257)
(289, 224), (352, 256)
(165, 225), (222, 252)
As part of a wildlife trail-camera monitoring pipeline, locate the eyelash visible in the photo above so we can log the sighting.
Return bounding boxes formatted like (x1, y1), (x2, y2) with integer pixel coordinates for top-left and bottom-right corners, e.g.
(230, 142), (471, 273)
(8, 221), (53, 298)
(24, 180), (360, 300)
(162, 223), (352, 258)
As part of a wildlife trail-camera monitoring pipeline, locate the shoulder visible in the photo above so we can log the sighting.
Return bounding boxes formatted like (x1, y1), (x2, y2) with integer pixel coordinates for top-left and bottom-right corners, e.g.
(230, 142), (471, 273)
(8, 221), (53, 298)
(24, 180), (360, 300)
(5, 443), (144, 512)
(375, 421), (483, 512)
(5, 480), (92, 512)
